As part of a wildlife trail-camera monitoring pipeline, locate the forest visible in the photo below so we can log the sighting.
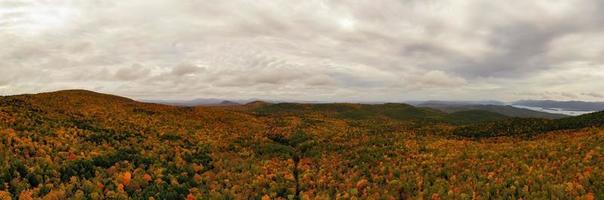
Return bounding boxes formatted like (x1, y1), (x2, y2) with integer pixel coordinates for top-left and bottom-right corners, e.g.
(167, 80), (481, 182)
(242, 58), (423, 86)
(0, 90), (602, 199)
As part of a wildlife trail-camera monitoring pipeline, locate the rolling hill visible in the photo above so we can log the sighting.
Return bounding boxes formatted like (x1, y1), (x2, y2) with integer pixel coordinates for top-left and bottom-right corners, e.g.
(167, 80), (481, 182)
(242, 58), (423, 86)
(454, 111), (604, 138)
(0, 90), (602, 199)
(251, 102), (509, 125)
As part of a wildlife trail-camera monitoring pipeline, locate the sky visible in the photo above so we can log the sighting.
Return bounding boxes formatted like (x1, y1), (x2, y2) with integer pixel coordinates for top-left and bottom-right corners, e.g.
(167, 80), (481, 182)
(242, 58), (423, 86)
(1, 0), (604, 102)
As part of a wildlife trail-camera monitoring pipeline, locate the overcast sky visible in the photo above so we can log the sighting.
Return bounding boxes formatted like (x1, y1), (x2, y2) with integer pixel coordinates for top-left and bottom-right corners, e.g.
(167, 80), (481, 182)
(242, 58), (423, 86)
(1, 0), (604, 102)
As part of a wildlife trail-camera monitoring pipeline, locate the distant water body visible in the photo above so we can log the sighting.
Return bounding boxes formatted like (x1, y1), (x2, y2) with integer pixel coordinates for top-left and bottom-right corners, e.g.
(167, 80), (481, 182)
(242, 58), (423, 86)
(511, 105), (596, 116)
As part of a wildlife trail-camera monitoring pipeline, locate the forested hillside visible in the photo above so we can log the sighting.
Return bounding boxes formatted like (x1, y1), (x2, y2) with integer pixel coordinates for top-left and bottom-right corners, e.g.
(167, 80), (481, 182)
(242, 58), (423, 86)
(0, 90), (602, 199)
(251, 103), (509, 125)
(453, 111), (604, 138)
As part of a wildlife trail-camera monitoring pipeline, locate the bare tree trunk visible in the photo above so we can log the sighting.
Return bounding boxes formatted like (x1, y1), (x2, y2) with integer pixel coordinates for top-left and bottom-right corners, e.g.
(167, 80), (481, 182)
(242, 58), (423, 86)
(293, 154), (301, 200)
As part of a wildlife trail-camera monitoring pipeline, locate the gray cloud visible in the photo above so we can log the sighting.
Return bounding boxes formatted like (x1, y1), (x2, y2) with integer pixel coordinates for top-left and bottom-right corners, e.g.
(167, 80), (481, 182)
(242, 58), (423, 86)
(1, 0), (604, 101)
(171, 64), (204, 77)
(114, 64), (151, 81)
(583, 92), (604, 98)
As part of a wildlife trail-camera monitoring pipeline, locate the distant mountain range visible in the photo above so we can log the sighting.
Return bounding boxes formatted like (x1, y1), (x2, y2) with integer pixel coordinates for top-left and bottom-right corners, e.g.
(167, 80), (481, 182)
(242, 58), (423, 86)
(144, 97), (604, 118)
(417, 103), (568, 119)
(512, 100), (604, 112)
(142, 98), (246, 106)
(407, 100), (506, 106)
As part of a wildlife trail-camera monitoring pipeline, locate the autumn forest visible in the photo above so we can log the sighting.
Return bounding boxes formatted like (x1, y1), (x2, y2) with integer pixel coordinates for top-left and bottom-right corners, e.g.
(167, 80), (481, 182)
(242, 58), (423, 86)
(0, 90), (603, 200)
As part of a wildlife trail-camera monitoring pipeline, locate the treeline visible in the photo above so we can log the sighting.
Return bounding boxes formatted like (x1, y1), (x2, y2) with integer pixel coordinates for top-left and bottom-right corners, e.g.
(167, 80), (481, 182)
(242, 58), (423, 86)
(454, 111), (604, 138)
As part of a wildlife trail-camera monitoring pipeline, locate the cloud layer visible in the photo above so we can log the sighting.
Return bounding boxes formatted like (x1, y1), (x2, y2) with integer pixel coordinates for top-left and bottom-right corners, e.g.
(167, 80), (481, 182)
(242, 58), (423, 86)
(1, 0), (603, 101)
